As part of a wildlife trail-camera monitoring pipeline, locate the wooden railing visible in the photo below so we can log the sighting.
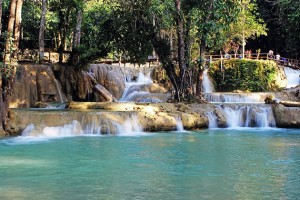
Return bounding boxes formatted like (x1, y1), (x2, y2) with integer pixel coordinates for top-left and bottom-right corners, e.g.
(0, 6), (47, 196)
(204, 53), (300, 70)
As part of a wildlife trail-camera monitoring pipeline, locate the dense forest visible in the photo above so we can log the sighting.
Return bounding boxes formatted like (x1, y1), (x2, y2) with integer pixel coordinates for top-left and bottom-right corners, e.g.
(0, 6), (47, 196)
(0, 0), (299, 131)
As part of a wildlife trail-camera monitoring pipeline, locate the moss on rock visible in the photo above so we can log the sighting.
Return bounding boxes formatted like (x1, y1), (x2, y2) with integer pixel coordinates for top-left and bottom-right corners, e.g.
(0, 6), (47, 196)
(209, 59), (286, 92)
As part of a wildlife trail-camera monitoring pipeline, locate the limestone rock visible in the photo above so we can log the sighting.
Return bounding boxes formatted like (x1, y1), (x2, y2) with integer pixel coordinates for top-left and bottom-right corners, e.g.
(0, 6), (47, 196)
(89, 64), (125, 99)
(10, 64), (68, 108)
(94, 84), (113, 102)
(273, 104), (300, 127)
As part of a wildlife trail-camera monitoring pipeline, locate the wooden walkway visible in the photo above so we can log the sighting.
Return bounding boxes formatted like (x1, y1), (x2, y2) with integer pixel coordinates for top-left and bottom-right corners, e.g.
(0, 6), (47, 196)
(205, 53), (300, 70)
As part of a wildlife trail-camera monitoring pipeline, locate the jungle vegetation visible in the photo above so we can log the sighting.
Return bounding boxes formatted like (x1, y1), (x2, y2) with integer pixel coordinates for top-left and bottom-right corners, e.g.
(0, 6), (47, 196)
(0, 0), (299, 131)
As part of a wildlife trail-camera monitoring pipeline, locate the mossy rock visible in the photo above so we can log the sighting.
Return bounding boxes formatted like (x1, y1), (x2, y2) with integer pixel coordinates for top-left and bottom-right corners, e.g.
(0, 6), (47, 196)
(209, 59), (286, 92)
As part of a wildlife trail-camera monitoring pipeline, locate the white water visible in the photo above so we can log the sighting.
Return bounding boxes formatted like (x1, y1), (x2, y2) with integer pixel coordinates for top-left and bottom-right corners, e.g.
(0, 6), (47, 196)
(202, 69), (214, 93)
(219, 105), (276, 128)
(21, 115), (144, 137)
(204, 93), (270, 103)
(176, 117), (184, 131)
(284, 67), (300, 88)
(120, 72), (153, 101)
(206, 112), (218, 128)
(54, 79), (65, 103)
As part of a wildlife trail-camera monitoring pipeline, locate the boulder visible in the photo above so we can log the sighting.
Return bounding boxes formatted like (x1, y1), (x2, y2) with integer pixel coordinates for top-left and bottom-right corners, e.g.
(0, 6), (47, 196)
(273, 104), (300, 127)
(89, 64), (126, 99)
(94, 84), (113, 102)
(10, 64), (68, 108)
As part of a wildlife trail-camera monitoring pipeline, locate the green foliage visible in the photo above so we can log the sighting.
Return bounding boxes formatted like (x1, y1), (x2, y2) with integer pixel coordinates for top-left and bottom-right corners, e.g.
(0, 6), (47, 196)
(76, 1), (113, 69)
(257, 0), (300, 57)
(209, 59), (279, 92)
(109, 0), (154, 64)
(0, 62), (17, 79)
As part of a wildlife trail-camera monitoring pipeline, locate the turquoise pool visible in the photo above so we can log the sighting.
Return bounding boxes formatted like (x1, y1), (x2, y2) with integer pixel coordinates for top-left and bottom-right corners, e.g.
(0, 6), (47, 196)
(0, 128), (299, 199)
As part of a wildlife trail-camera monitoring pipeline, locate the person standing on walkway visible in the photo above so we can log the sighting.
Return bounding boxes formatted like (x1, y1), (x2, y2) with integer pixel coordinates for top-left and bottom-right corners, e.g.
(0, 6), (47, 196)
(268, 49), (274, 59)
(276, 53), (280, 62)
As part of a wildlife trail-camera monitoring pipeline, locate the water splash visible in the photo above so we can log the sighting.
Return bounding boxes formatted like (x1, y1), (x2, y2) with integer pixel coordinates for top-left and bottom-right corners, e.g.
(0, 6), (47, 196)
(284, 67), (300, 88)
(20, 115), (145, 138)
(204, 93), (270, 103)
(219, 105), (276, 128)
(206, 112), (218, 128)
(120, 72), (153, 101)
(176, 116), (184, 131)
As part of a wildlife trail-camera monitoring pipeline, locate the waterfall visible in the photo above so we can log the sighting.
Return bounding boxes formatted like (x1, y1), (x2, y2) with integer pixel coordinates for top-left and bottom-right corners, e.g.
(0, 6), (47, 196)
(219, 105), (276, 128)
(202, 69), (214, 93)
(119, 71), (167, 103)
(120, 72), (153, 101)
(284, 67), (300, 88)
(21, 114), (144, 137)
(204, 93), (270, 103)
(206, 112), (218, 128)
(176, 116), (184, 131)
(54, 79), (65, 103)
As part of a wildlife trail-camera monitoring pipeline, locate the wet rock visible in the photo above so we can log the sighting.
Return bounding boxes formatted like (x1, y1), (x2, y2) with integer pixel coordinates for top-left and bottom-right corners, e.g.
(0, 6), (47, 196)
(273, 104), (300, 128)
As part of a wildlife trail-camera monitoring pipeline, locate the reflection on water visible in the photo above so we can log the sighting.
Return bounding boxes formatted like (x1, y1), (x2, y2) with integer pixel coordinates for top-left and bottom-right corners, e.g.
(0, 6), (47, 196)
(0, 129), (299, 200)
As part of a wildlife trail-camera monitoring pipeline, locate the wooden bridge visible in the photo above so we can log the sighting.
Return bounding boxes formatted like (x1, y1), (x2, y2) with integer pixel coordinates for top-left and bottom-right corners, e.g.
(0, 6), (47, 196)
(205, 53), (300, 70)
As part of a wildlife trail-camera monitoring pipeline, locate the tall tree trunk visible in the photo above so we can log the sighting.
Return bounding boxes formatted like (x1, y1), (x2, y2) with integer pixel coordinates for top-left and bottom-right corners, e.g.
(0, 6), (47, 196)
(0, 78), (5, 135)
(196, 39), (206, 95)
(39, 0), (47, 63)
(184, 15), (191, 69)
(4, 0), (17, 63)
(174, 0), (186, 72)
(71, 9), (82, 65)
(58, 10), (64, 63)
(13, 0), (23, 58)
(174, 0), (188, 100)
(0, 0), (3, 35)
(73, 9), (82, 49)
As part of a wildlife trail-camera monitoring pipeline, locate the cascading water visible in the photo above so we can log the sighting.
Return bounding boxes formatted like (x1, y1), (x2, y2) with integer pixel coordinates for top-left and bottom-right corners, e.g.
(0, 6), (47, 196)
(202, 68), (214, 93)
(206, 111), (218, 128)
(54, 79), (66, 103)
(284, 67), (300, 88)
(21, 113), (144, 137)
(119, 71), (169, 103)
(204, 93), (271, 103)
(120, 72), (153, 102)
(175, 116), (184, 131)
(218, 105), (276, 128)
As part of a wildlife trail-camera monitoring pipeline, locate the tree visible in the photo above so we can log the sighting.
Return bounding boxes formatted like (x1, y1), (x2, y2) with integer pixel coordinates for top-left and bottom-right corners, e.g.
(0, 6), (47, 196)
(257, 0), (299, 58)
(13, 0), (23, 56)
(39, 0), (47, 63)
(4, 0), (17, 62)
(0, 0), (3, 35)
(228, 0), (267, 58)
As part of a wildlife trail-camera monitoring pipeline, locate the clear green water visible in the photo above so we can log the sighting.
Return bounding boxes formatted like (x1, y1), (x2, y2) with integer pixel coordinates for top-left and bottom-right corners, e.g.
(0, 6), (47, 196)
(0, 128), (300, 200)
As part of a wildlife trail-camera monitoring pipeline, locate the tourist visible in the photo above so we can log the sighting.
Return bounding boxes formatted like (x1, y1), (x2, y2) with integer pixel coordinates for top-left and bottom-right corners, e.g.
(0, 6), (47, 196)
(276, 53), (280, 62)
(268, 49), (274, 59)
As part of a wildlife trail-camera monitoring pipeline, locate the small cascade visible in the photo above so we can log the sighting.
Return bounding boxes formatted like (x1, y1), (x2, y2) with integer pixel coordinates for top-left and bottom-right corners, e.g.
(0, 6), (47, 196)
(218, 105), (276, 128)
(284, 67), (300, 88)
(120, 72), (153, 101)
(202, 69), (214, 93)
(206, 112), (218, 128)
(119, 71), (168, 103)
(21, 113), (144, 137)
(54, 79), (66, 103)
(204, 93), (271, 103)
(176, 116), (184, 131)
